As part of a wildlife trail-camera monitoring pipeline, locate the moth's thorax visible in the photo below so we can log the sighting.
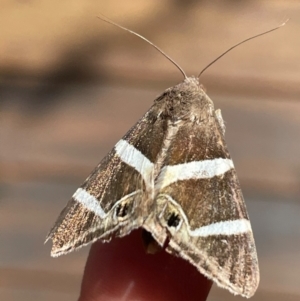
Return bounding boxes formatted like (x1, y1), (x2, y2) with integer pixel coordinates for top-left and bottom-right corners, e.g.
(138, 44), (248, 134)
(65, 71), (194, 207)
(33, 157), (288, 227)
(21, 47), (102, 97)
(155, 76), (214, 122)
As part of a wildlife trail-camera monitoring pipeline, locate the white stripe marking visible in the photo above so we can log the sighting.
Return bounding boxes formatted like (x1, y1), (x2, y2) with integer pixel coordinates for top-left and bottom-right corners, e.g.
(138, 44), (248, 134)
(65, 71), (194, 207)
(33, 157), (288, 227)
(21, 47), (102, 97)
(73, 188), (140, 218)
(157, 158), (234, 189)
(115, 139), (154, 184)
(189, 219), (251, 237)
(73, 188), (106, 218)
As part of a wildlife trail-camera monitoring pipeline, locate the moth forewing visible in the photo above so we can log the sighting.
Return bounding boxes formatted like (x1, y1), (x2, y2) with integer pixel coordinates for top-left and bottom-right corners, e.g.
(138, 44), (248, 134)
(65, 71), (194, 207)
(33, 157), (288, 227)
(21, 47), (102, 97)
(47, 77), (259, 297)
(46, 103), (167, 256)
(151, 79), (258, 297)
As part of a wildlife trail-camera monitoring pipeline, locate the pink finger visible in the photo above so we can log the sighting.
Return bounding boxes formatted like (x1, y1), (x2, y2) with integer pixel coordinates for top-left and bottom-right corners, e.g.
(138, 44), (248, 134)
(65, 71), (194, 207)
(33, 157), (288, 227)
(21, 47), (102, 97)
(79, 229), (212, 301)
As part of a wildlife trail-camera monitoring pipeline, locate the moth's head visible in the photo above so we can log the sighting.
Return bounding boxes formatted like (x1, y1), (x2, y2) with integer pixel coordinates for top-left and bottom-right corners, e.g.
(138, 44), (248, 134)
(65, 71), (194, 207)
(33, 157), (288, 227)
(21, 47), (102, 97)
(154, 76), (214, 122)
(169, 77), (214, 122)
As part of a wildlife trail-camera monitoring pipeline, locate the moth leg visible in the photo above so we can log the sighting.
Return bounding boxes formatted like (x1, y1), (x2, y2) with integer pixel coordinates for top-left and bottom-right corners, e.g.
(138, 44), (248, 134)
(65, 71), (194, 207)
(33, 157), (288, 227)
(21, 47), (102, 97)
(215, 109), (226, 136)
(141, 229), (163, 254)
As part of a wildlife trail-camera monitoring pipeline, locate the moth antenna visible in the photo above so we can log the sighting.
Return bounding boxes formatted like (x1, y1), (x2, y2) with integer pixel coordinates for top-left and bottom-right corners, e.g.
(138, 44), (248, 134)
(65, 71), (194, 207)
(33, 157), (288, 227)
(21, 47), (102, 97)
(97, 14), (187, 79)
(198, 19), (289, 79)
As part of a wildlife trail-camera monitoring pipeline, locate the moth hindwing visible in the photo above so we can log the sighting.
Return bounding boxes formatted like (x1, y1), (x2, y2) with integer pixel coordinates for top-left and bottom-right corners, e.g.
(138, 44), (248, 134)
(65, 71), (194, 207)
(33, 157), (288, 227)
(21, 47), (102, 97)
(46, 77), (259, 298)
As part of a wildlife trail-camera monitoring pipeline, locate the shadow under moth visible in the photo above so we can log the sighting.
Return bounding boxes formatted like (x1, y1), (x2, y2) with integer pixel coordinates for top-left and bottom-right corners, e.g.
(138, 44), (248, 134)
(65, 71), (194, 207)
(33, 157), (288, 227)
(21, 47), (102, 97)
(46, 17), (287, 298)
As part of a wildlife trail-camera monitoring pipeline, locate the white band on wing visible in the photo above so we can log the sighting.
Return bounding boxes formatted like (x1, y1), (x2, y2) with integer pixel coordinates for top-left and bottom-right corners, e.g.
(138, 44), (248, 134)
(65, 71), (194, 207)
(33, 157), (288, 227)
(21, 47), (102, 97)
(156, 158), (234, 189)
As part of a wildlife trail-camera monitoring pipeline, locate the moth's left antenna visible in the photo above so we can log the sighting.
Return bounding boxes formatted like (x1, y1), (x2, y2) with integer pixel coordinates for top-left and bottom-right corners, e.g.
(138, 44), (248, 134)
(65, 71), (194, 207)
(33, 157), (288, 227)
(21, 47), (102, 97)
(97, 15), (187, 80)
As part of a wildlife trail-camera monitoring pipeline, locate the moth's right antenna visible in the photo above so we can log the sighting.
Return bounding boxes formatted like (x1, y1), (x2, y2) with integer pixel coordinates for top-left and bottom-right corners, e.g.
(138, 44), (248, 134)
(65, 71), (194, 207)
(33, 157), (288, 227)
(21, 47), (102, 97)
(198, 19), (289, 79)
(97, 14), (187, 80)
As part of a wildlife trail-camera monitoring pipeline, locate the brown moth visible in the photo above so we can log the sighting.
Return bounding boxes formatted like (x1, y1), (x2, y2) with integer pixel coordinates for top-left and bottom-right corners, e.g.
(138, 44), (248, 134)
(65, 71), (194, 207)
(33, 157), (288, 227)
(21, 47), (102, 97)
(46, 17), (287, 298)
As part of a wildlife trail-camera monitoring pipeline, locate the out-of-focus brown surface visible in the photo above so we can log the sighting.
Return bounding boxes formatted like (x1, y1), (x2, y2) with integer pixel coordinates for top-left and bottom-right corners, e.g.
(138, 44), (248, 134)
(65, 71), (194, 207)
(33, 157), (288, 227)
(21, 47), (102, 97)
(1, 1), (300, 300)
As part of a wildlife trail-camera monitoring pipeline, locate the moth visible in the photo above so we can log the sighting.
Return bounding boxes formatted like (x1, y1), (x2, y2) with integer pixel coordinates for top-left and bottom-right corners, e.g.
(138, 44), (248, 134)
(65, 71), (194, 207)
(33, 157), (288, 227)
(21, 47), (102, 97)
(46, 17), (286, 298)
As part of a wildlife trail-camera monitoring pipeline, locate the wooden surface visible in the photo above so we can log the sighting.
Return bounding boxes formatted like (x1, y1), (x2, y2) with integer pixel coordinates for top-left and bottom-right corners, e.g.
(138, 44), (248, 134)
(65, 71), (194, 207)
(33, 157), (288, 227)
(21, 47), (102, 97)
(1, 1), (300, 300)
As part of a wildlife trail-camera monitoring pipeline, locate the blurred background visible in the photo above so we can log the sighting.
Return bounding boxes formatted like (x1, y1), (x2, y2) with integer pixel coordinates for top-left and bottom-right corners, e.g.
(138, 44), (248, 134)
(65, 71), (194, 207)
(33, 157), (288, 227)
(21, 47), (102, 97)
(1, 0), (300, 300)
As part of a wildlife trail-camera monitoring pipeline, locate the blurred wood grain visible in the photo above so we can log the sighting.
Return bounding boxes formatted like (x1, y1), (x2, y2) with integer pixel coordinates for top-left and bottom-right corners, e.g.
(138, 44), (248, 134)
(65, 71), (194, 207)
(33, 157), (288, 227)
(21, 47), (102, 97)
(1, 1), (300, 300)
